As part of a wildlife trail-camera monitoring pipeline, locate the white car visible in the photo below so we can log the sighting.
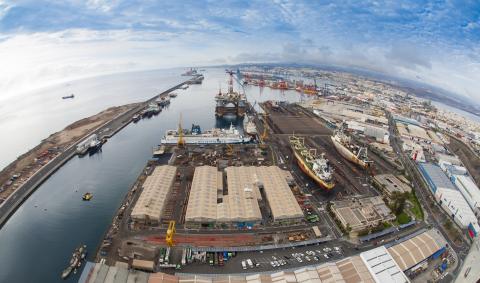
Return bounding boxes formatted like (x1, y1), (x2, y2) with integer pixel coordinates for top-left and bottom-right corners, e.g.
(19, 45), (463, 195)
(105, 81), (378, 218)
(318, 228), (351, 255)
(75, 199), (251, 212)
(241, 261), (247, 270)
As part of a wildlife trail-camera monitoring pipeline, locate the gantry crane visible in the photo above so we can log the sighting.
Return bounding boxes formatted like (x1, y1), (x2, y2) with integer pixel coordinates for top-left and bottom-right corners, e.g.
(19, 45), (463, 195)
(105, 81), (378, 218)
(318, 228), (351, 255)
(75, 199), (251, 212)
(166, 220), (176, 247)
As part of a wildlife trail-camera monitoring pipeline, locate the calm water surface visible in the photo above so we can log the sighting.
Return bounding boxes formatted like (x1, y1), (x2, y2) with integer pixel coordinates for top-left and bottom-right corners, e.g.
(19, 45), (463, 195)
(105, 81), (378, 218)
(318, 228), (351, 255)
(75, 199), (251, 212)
(0, 68), (310, 283)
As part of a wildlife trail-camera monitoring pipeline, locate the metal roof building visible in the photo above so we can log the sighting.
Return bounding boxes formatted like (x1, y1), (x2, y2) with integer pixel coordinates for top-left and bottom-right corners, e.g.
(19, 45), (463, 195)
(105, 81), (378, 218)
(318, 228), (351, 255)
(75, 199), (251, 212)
(451, 175), (480, 212)
(360, 246), (410, 283)
(131, 165), (177, 224)
(185, 166), (303, 225)
(185, 166), (223, 223)
(387, 229), (446, 271)
(418, 163), (456, 193)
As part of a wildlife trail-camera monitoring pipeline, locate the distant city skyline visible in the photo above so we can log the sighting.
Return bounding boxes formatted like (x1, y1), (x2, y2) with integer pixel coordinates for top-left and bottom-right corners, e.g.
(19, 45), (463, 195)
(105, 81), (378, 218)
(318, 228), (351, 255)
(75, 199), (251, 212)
(0, 0), (479, 101)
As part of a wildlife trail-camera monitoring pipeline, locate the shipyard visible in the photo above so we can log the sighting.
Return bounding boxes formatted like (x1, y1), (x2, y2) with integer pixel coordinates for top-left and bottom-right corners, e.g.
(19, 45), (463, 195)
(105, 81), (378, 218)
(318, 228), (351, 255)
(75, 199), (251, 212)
(67, 67), (469, 283)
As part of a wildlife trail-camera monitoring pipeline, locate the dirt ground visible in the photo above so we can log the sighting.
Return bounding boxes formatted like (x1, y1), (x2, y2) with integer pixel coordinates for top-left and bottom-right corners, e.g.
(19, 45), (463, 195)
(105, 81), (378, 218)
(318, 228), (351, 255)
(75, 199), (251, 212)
(0, 103), (138, 201)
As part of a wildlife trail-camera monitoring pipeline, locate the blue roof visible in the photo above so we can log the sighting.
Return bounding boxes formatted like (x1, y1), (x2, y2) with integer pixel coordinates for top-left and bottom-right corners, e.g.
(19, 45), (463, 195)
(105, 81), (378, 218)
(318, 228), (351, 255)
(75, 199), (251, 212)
(393, 115), (421, 126)
(418, 163), (457, 193)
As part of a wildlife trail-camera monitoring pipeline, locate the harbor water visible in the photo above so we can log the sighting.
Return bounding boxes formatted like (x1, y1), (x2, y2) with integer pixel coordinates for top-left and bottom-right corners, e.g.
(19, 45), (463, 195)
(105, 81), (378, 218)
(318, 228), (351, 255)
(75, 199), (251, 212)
(0, 68), (310, 283)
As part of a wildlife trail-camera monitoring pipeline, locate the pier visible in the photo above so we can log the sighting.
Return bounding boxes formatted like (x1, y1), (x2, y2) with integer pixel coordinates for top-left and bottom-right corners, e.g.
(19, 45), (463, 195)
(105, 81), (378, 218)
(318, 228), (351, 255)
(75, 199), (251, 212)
(0, 80), (189, 229)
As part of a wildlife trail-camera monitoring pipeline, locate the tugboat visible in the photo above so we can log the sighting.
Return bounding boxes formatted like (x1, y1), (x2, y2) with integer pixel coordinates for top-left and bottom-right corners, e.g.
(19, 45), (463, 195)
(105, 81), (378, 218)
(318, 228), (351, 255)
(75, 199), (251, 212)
(61, 245), (87, 280)
(82, 192), (93, 201)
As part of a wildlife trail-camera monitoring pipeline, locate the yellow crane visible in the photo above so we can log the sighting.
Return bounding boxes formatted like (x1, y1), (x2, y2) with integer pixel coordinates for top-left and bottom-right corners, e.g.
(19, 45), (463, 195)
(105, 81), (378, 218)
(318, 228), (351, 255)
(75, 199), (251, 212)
(226, 144), (234, 156)
(177, 114), (185, 147)
(260, 112), (269, 149)
(166, 220), (176, 247)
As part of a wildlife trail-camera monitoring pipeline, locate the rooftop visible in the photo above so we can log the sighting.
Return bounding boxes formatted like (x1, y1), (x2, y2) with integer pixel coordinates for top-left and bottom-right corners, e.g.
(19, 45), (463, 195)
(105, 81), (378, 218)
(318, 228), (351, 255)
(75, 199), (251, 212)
(131, 165), (177, 223)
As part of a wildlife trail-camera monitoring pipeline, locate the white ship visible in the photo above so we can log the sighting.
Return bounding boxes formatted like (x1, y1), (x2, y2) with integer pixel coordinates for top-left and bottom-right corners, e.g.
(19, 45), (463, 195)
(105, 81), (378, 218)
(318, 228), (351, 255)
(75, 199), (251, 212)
(160, 124), (250, 145)
(243, 116), (257, 137)
(331, 127), (370, 169)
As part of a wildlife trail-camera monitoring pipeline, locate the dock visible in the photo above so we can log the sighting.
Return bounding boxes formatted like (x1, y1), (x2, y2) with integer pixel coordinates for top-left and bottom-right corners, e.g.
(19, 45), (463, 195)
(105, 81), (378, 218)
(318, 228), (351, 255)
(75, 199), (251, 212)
(0, 80), (189, 229)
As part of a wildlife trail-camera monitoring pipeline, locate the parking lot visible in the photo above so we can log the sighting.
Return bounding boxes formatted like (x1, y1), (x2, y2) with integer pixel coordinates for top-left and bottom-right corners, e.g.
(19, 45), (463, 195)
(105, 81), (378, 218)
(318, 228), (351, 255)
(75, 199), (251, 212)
(179, 241), (366, 274)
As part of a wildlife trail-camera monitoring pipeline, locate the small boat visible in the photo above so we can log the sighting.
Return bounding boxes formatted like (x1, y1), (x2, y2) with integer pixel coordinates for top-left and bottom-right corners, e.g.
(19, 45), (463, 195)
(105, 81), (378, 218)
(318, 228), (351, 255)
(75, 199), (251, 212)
(132, 114), (141, 123)
(169, 92), (178, 98)
(82, 193), (93, 201)
(62, 94), (75, 99)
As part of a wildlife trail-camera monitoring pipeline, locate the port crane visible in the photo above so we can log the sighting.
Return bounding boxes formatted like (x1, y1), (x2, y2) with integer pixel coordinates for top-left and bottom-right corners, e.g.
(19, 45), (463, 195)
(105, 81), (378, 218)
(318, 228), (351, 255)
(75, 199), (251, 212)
(166, 220), (176, 247)
(177, 114), (185, 147)
(259, 112), (269, 149)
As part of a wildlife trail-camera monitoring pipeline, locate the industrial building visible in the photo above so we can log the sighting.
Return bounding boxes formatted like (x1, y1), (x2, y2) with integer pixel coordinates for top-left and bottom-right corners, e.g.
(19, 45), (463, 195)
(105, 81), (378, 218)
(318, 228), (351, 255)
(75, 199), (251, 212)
(387, 229), (447, 272)
(360, 246), (410, 283)
(185, 166), (303, 228)
(330, 196), (395, 234)
(346, 121), (390, 144)
(131, 165), (177, 225)
(451, 174), (480, 214)
(373, 174), (412, 198)
(418, 163), (480, 237)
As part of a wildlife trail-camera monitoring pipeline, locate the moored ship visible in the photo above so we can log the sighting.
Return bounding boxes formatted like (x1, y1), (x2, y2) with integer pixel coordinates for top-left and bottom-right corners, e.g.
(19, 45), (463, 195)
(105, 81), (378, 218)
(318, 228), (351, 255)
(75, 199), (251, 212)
(331, 128), (370, 169)
(289, 135), (335, 190)
(61, 244), (87, 280)
(243, 116), (257, 137)
(160, 124), (250, 145)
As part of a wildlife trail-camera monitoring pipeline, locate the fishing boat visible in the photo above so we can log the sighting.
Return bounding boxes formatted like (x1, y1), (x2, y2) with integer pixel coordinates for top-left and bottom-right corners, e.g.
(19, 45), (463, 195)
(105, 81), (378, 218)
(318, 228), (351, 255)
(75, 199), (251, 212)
(289, 135), (335, 190)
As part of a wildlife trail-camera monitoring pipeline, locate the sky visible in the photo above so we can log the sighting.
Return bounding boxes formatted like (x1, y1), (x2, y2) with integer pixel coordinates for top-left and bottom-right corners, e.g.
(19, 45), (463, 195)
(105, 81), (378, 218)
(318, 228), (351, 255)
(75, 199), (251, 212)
(0, 0), (479, 101)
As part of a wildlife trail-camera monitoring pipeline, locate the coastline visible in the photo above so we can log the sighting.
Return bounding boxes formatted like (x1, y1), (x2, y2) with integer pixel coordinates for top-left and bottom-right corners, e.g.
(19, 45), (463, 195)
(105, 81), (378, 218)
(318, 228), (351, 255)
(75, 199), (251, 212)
(0, 80), (188, 229)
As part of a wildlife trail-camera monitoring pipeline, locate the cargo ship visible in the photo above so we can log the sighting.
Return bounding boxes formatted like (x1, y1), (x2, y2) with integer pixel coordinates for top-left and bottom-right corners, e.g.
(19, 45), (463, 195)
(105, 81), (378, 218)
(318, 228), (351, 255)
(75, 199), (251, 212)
(289, 136), (335, 190)
(160, 124), (250, 145)
(331, 129), (370, 169)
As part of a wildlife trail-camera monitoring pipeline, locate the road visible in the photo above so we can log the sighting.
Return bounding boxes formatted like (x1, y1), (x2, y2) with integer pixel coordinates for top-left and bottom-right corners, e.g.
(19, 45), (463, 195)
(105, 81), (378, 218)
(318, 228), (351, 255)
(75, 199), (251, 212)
(0, 80), (188, 229)
(386, 111), (470, 280)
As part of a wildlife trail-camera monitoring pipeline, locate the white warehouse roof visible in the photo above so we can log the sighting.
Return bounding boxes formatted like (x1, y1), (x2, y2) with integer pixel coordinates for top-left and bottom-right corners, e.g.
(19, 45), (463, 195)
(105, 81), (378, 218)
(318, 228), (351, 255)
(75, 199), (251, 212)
(435, 187), (480, 232)
(452, 175), (480, 211)
(360, 246), (409, 283)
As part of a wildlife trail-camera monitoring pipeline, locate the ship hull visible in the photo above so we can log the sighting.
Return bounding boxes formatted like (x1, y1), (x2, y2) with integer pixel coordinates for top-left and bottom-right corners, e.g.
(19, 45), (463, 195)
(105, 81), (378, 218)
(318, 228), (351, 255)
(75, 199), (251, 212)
(161, 136), (250, 145)
(331, 136), (368, 169)
(292, 150), (335, 191)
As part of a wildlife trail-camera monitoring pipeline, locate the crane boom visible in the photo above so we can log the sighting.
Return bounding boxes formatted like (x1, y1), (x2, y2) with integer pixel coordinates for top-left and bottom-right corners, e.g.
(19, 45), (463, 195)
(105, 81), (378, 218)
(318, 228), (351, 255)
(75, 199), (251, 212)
(166, 220), (176, 247)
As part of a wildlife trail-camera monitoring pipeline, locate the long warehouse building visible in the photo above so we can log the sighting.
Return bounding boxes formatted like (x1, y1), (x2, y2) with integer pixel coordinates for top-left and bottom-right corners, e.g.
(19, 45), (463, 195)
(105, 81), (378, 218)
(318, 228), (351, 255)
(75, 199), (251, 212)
(185, 166), (303, 228)
(131, 165), (177, 225)
(418, 163), (479, 237)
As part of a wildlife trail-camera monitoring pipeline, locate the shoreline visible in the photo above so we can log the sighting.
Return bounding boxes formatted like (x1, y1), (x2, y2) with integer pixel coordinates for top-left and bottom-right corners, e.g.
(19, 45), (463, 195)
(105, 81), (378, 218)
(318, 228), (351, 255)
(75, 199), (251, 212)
(0, 80), (188, 229)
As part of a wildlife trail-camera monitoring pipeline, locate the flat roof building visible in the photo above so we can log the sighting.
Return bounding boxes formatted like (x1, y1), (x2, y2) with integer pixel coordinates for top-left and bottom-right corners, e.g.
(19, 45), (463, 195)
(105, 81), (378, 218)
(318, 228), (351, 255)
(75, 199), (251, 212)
(418, 163), (456, 193)
(330, 196), (395, 234)
(373, 174), (412, 198)
(451, 175), (480, 214)
(131, 165), (177, 225)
